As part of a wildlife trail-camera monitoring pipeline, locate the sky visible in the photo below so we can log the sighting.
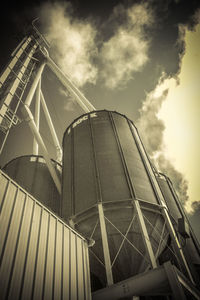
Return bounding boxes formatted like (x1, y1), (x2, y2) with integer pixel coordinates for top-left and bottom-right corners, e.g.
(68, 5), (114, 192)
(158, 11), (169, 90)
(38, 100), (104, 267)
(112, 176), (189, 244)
(0, 0), (200, 237)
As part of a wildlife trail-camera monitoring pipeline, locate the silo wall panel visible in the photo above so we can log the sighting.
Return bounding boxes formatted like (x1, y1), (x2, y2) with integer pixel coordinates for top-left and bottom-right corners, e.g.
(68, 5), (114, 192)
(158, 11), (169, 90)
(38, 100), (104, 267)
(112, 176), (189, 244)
(0, 170), (91, 300)
(91, 111), (131, 202)
(73, 118), (97, 213)
(112, 113), (157, 204)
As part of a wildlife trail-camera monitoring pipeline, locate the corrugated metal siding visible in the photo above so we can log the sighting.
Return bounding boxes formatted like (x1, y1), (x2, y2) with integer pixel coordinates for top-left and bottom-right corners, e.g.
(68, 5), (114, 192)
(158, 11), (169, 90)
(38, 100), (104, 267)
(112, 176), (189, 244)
(62, 110), (159, 220)
(0, 169), (91, 300)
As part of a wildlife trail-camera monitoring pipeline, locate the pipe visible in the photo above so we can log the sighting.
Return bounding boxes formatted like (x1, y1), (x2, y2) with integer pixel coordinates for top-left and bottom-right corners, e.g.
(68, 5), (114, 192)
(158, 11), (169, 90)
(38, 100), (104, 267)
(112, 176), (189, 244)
(33, 78), (41, 155)
(40, 90), (62, 162)
(21, 104), (61, 194)
(46, 56), (95, 113)
(25, 62), (46, 107)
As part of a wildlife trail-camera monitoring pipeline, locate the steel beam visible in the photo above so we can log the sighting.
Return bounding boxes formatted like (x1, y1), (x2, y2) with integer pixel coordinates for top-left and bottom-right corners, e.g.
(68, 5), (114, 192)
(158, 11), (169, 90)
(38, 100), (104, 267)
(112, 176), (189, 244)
(33, 78), (41, 155)
(134, 200), (157, 269)
(40, 90), (62, 162)
(98, 203), (113, 286)
(92, 261), (200, 300)
(25, 62), (45, 107)
(46, 56), (95, 113)
(164, 261), (186, 299)
(92, 265), (169, 300)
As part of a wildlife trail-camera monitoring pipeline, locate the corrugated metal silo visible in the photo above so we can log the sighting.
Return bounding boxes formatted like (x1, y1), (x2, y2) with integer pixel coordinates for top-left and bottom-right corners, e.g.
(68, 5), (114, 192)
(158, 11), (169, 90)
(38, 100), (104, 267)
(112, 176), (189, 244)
(3, 155), (61, 215)
(62, 110), (170, 287)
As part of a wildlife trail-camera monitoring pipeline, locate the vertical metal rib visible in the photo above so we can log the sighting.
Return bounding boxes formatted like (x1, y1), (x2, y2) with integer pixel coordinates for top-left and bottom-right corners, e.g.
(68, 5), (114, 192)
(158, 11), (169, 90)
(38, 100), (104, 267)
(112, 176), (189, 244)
(109, 112), (136, 200)
(5, 193), (27, 299)
(88, 114), (102, 203)
(31, 207), (43, 300)
(18, 200), (36, 300)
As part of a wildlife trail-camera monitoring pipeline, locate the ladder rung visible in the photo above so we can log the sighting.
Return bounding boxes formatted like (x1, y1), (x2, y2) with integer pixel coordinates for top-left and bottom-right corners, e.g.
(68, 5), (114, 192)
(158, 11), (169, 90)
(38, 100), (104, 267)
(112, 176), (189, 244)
(7, 66), (26, 85)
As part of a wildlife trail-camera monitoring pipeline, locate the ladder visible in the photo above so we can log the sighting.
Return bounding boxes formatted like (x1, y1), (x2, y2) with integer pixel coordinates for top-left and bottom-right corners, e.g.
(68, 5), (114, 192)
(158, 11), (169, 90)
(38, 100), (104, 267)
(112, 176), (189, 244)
(0, 36), (38, 154)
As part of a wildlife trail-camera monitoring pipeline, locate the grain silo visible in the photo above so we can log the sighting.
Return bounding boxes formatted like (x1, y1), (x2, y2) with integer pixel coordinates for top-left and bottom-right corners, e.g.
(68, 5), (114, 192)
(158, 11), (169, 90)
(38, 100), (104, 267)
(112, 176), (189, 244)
(62, 110), (198, 295)
(3, 155), (61, 215)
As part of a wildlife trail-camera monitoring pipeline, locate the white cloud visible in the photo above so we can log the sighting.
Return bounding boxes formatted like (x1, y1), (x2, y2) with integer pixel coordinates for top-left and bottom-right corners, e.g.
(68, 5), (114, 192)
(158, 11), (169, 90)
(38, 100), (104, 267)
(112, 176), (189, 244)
(39, 2), (153, 90)
(137, 16), (200, 213)
(136, 73), (190, 210)
(40, 2), (98, 87)
(99, 3), (153, 89)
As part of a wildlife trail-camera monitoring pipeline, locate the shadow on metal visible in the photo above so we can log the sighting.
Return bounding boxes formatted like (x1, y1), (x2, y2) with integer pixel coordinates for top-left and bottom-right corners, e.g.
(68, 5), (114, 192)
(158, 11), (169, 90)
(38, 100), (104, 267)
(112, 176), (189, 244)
(92, 261), (200, 300)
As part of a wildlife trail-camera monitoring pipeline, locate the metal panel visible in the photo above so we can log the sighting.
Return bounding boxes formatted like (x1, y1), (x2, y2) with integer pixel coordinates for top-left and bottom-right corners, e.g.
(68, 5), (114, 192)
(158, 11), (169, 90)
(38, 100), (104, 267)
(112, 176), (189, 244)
(32, 209), (49, 300)
(7, 194), (34, 300)
(73, 118), (97, 213)
(0, 170), (91, 300)
(70, 233), (78, 299)
(43, 214), (56, 300)
(91, 112), (131, 203)
(112, 113), (157, 204)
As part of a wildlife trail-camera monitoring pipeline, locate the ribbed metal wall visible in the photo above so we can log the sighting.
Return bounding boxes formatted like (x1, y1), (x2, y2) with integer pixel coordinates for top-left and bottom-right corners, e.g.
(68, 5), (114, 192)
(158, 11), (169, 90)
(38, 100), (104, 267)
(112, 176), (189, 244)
(0, 169), (91, 300)
(62, 111), (159, 218)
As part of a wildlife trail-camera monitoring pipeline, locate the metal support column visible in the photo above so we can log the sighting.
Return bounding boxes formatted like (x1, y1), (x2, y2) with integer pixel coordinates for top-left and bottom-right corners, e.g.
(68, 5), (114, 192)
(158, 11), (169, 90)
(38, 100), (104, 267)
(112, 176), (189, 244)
(134, 200), (157, 269)
(40, 90), (62, 162)
(21, 104), (61, 194)
(33, 78), (41, 155)
(161, 205), (195, 283)
(98, 203), (114, 286)
(25, 62), (46, 107)
(47, 56), (95, 113)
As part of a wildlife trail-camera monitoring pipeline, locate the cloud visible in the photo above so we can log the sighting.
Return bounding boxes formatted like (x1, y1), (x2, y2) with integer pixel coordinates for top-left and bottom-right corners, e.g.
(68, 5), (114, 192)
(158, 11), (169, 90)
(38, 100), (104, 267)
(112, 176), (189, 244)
(39, 2), (98, 87)
(58, 88), (77, 111)
(136, 73), (190, 208)
(99, 3), (153, 89)
(38, 2), (154, 90)
(136, 73), (169, 155)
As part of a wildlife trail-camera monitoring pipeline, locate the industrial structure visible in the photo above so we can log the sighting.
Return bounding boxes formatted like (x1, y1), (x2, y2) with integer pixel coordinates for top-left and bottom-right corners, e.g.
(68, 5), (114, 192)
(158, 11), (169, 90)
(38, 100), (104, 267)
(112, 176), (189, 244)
(0, 23), (200, 300)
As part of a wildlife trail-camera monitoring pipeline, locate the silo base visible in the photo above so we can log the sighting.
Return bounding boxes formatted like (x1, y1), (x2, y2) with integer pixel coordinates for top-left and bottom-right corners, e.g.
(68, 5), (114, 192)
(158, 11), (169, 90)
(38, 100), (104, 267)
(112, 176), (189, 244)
(92, 261), (200, 300)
